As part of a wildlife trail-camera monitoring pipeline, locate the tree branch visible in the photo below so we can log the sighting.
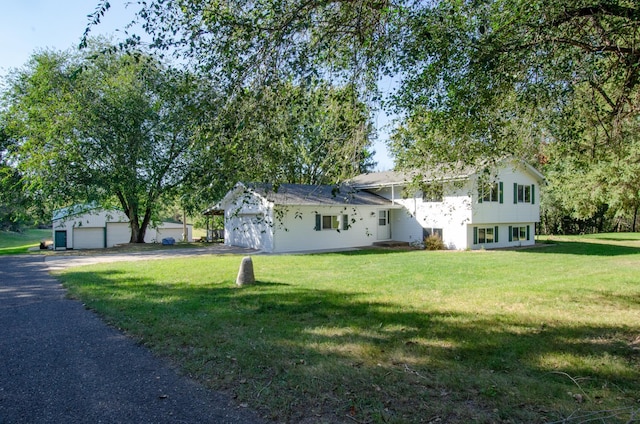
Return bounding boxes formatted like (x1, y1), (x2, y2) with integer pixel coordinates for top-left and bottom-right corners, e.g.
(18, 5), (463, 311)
(552, 4), (640, 27)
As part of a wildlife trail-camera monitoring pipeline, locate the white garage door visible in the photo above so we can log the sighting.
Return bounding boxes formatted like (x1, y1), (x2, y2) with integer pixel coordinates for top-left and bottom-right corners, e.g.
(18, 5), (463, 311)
(229, 215), (263, 249)
(73, 227), (105, 249)
(106, 222), (131, 247)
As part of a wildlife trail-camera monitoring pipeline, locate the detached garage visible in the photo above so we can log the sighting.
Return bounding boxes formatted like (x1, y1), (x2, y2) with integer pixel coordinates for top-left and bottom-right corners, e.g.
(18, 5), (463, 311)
(52, 205), (192, 250)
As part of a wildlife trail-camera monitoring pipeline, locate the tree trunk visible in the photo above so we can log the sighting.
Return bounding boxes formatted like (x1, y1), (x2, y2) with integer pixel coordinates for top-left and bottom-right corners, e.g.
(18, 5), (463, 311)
(129, 214), (142, 243)
(127, 207), (148, 243)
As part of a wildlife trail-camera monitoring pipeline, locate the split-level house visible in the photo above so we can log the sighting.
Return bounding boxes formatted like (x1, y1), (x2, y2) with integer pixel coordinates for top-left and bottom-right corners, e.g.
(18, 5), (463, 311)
(214, 158), (544, 253)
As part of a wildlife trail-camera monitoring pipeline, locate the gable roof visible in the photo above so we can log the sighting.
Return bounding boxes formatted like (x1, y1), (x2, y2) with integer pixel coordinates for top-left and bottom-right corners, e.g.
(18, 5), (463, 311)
(52, 203), (101, 221)
(217, 182), (393, 209)
(350, 158), (544, 188)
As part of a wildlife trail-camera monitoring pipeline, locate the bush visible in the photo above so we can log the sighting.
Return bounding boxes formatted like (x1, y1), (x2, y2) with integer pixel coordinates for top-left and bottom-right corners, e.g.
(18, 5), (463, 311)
(425, 234), (445, 250)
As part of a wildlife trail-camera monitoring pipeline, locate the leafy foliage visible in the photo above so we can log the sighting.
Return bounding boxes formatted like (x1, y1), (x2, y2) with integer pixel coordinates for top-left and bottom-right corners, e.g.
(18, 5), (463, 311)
(205, 80), (375, 187)
(1, 41), (203, 242)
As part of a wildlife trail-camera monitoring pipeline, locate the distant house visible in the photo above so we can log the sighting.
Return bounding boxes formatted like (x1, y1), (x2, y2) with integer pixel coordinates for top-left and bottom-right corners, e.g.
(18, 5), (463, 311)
(52, 205), (192, 250)
(214, 158), (544, 253)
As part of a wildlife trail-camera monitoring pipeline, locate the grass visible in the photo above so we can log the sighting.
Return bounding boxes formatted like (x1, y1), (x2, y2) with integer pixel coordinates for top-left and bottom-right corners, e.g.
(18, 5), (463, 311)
(0, 228), (51, 255)
(57, 235), (640, 423)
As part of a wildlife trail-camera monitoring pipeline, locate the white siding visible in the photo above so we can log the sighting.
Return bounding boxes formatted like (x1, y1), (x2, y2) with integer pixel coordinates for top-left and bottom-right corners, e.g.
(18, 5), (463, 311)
(269, 205), (382, 253)
(53, 207), (192, 249)
(155, 225), (192, 242)
(471, 163), (541, 225)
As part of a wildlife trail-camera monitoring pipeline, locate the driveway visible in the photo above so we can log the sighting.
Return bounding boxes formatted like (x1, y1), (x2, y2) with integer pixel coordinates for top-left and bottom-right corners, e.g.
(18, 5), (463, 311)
(0, 254), (264, 423)
(44, 244), (258, 270)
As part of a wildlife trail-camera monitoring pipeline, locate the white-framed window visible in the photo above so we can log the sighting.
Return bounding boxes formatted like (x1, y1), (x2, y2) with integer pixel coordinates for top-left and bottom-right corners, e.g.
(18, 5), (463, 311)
(509, 225), (530, 241)
(378, 210), (388, 226)
(478, 182), (503, 203)
(473, 226), (499, 244)
(423, 227), (443, 239)
(314, 214), (349, 231)
(514, 184), (535, 204)
(322, 215), (340, 230)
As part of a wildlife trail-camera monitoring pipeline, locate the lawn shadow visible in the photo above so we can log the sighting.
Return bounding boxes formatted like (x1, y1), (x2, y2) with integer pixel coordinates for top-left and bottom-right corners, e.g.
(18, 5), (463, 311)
(520, 240), (640, 256)
(59, 268), (640, 423)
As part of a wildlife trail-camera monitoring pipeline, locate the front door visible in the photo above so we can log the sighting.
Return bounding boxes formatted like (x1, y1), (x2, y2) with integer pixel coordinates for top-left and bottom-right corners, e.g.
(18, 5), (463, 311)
(377, 210), (391, 240)
(54, 230), (67, 250)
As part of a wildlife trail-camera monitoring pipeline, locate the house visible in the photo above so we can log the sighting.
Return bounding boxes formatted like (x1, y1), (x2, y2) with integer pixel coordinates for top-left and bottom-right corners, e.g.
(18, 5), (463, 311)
(52, 205), (193, 250)
(214, 158), (544, 253)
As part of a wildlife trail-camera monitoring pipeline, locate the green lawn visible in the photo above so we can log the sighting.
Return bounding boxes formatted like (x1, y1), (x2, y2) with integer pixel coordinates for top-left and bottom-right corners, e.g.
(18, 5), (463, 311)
(0, 229), (51, 255)
(58, 235), (640, 423)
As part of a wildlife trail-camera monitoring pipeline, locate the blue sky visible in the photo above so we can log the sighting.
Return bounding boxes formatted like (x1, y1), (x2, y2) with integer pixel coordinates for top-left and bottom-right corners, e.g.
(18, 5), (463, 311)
(0, 0), (394, 170)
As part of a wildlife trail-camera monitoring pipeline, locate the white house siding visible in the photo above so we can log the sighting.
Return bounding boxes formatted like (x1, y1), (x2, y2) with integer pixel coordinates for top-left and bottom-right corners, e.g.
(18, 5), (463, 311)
(367, 181), (473, 250)
(471, 164), (541, 225)
(467, 163), (541, 249)
(268, 205), (383, 253)
(468, 223), (536, 249)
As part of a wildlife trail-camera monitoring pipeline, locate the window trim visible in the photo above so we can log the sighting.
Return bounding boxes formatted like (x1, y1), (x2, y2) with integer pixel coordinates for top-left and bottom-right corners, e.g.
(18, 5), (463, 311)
(315, 214), (349, 231)
(478, 181), (503, 203)
(514, 184), (536, 204)
(473, 226), (499, 245)
(508, 225), (531, 242)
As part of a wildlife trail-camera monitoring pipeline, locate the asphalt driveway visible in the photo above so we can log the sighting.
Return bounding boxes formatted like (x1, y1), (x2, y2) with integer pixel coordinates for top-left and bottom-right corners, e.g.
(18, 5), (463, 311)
(0, 255), (264, 423)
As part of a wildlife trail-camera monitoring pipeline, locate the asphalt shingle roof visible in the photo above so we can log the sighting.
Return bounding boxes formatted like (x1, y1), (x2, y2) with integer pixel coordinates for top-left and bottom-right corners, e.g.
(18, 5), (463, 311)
(246, 183), (392, 206)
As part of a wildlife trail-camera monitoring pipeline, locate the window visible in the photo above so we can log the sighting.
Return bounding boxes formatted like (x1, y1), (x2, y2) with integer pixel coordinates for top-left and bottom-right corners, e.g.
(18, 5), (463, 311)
(473, 226), (499, 244)
(315, 214), (349, 231)
(478, 181), (503, 203)
(423, 227), (443, 239)
(514, 184), (535, 204)
(378, 210), (388, 226)
(422, 184), (443, 202)
(508, 225), (530, 242)
(323, 215), (339, 230)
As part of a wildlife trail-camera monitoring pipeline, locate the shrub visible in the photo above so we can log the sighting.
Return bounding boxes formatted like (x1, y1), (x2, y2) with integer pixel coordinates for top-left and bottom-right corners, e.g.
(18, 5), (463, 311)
(425, 234), (445, 250)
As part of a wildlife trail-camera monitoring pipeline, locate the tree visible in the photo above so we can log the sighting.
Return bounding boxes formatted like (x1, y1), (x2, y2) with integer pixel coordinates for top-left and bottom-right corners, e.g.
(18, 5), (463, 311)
(204, 80), (375, 187)
(83, 0), (398, 92)
(391, 0), (639, 161)
(89, 0), (640, 233)
(1, 42), (203, 242)
(90, 1), (638, 158)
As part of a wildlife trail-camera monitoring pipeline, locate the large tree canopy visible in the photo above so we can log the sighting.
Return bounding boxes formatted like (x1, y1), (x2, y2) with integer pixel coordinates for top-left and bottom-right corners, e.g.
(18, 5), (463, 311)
(393, 0), (640, 162)
(87, 0), (639, 157)
(1, 42), (204, 242)
(84, 0), (639, 231)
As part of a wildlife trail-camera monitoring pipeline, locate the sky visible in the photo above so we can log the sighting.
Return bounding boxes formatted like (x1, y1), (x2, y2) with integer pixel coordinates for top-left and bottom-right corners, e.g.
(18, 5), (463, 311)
(0, 0), (395, 170)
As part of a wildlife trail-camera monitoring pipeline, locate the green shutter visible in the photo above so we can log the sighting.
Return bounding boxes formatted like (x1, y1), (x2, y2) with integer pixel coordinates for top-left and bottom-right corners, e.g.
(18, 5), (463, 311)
(499, 182), (503, 204)
(473, 227), (478, 244)
(342, 214), (349, 231)
(527, 225), (531, 241)
(315, 214), (321, 231)
(477, 187), (483, 204)
(494, 226), (499, 243)
(508, 226), (513, 242)
(531, 185), (535, 205)
(513, 183), (518, 204)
